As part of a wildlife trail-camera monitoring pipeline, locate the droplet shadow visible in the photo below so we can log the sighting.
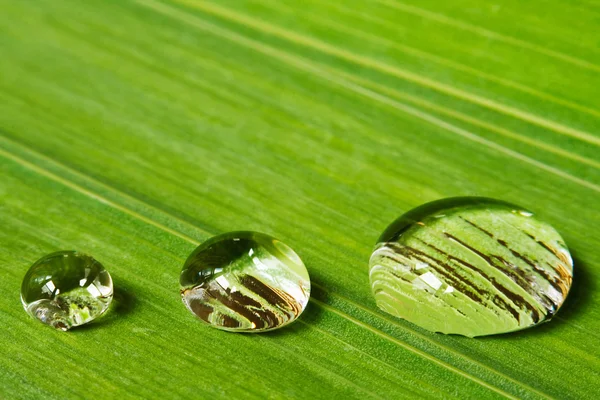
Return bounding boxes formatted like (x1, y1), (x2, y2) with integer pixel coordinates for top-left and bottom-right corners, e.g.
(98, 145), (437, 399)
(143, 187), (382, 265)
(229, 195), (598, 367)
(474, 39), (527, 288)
(552, 253), (592, 319)
(243, 278), (328, 339)
(262, 301), (324, 339)
(479, 252), (591, 340)
(72, 279), (137, 332)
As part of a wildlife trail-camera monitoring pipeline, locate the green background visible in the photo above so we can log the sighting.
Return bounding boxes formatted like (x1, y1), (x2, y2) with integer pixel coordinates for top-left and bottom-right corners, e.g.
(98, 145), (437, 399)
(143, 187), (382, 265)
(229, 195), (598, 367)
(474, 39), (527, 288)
(1, 0), (598, 398)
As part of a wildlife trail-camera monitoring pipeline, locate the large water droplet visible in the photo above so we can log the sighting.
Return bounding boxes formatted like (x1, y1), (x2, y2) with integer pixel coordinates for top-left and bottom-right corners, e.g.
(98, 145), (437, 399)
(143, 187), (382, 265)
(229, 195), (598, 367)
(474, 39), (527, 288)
(21, 251), (114, 331)
(180, 232), (311, 332)
(369, 197), (573, 337)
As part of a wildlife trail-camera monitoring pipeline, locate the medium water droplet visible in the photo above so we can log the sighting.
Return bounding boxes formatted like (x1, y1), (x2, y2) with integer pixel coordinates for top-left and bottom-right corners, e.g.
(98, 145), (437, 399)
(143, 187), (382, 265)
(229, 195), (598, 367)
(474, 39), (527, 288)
(21, 251), (114, 331)
(369, 197), (573, 337)
(180, 232), (310, 332)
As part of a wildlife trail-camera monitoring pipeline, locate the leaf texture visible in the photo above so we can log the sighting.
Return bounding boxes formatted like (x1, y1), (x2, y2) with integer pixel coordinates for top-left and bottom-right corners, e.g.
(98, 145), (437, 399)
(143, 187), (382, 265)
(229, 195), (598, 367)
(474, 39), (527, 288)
(0, 0), (599, 398)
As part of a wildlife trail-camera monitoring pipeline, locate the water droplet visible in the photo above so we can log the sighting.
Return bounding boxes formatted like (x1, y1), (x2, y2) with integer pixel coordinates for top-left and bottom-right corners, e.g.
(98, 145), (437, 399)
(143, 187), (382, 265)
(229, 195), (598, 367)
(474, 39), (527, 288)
(369, 197), (573, 337)
(180, 232), (311, 332)
(21, 251), (113, 331)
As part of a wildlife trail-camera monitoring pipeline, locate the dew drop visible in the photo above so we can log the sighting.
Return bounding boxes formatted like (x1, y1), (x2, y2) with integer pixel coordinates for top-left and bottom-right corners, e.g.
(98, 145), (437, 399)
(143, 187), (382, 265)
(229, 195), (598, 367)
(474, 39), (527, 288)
(21, 251), (113, 330)
(369, 197), (573, 337)
(180, 232), (311, 332)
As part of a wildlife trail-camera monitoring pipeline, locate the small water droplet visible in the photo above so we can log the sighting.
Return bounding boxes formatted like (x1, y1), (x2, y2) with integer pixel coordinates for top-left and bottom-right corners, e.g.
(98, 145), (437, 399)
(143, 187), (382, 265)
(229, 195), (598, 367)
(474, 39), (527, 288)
(369, 197), (573, 337)
(21, 251), (113, 330)
(180, 232), (311, 332)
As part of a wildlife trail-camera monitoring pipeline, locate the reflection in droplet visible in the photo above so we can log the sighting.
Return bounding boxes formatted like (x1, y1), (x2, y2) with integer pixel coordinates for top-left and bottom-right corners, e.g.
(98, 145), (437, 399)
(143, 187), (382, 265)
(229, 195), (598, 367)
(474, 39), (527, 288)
(369, 197), (573, 337)
(21, 251), (113, 331)
(180, 232), (310, 332)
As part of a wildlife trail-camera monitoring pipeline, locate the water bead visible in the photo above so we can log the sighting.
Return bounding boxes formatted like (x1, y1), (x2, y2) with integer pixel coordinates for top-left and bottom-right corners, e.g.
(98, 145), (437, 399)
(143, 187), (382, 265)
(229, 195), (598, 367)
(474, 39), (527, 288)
(180, 232), (311, 332)
(21, 251), (113, 331)
(369, 197), (573, 337)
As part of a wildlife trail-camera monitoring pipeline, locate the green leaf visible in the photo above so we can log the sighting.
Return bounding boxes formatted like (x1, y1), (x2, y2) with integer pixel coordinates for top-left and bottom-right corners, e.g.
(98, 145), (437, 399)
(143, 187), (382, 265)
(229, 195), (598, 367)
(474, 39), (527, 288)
(0, 0), (598, 398)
